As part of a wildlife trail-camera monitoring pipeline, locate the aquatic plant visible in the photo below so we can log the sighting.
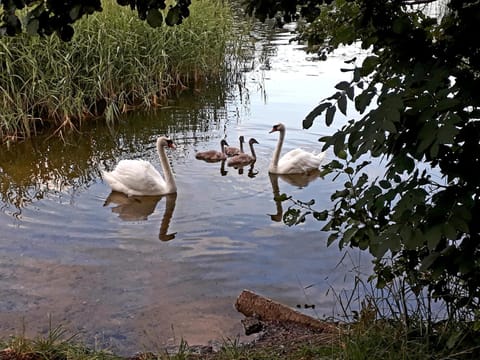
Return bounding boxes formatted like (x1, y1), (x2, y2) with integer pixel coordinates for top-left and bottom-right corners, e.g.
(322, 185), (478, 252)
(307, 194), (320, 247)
(0, 0), (236, 142)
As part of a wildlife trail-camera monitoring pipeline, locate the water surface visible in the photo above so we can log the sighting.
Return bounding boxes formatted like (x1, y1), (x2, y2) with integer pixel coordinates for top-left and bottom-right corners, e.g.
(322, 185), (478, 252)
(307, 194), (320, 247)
(0, 25), (371, 355)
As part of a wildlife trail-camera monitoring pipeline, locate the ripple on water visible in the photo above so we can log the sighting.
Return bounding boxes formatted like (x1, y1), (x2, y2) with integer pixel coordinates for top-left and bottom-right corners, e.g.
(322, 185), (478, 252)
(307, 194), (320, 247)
(0, 26), (373, 356)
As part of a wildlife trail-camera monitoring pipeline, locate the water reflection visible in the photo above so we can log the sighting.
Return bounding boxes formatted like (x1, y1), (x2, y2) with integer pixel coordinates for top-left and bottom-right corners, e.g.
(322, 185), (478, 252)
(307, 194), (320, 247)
(227, 160), (258, 177)
(0, 19), (370, 357)
(220, 159), (228, 176)
(268, 172), (322, 222)
(104, 192), (177, 241)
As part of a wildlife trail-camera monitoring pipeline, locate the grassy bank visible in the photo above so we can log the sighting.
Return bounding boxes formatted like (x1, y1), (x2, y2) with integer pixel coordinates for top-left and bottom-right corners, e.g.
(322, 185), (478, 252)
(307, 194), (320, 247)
(1, 317), (479, 360)
(0, 0), (239, 143)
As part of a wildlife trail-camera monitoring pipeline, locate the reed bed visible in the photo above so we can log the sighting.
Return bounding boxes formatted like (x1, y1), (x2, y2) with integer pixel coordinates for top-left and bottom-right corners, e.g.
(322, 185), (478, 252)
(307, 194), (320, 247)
(0, 0), (237, 142)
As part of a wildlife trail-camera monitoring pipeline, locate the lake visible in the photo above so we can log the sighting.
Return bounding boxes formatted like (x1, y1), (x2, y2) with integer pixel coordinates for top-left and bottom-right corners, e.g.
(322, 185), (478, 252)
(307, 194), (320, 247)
(0, 22), (372, 355)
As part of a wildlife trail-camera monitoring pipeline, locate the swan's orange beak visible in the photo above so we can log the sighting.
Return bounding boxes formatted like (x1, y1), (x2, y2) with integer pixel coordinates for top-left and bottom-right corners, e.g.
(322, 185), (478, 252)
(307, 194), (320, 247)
(168, 143), (176, 149)
(269, 127), (278, 133)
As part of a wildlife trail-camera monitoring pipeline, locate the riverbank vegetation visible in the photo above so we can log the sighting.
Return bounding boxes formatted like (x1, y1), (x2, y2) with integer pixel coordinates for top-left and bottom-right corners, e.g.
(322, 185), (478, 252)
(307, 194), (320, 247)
(0, 0), (241, 143)
(1, 307), (479, 359)
(1, 282), (479, 359)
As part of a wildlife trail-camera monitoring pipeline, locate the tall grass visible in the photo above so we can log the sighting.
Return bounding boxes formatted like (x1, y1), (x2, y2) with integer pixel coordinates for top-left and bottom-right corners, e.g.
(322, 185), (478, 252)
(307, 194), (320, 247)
(0, 0), (238, 142)
(328, 276), (480, 359)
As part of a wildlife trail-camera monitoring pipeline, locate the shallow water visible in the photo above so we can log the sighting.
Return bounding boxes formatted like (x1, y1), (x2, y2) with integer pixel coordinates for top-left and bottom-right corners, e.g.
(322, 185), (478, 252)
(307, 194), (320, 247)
(0, 25), (372, 355)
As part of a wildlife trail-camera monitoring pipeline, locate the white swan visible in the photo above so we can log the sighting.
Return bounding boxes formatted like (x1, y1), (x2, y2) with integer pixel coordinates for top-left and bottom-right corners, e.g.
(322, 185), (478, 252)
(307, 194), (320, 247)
(195, 139), (229, 162)
(225, 136), (245, 157)
(227, 138), (258, 168)
(268, 123), (326, 174)
(101, 136), (177, 196)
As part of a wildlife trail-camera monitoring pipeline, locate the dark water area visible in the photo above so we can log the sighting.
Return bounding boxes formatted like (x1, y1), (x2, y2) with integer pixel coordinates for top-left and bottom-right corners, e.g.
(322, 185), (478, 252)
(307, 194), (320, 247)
(0, 23), (374, 355)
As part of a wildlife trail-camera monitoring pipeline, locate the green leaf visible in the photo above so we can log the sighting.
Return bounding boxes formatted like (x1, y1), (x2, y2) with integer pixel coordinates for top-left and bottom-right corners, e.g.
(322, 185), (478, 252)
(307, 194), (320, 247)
(355, 90), (375, 113)
(426, 225), (442, 250)
(437, 97), (460, 112)
(165, 6), (181, 25)
(347, 130), (361, 154)
(69, 5), (81, 21)
(274, 193), (290, 202)
(417, 125), (436, 154)
(327, 233), (338, 247)
(313, 210), (328, 221)
(325, 105), (336, 126)
(379, 180), (391, 189)
(346, 85), (355, 100)
(296, 211), (311, 225)
(343, 227), (358, 245)
(400, 227), (416, 249)
(333, 133), (346, 157)
(392, 16), (410, 34)
(26, 19), (39, 35)
(381, 107), (400, 132)
(147, 8), (163, 27)
(360, 56), (379, 76)
(338, 93), (347, 115)
(436, 120), (459, 145)
(328, 92), (342, 101)
(335, 81), (350, 91)
(404, 229), (424, 250)
(370, 237), (391, 257)
(59, 25), (74, 42)
(283, 209), (300, 227)
(442, 223), (457, 240)
(383, 94), (404, 110)
(420, 252), (440, 271)
(305, 102), (331, 128)
(353, 68), (361, 82)
(337, 149), (348, 160)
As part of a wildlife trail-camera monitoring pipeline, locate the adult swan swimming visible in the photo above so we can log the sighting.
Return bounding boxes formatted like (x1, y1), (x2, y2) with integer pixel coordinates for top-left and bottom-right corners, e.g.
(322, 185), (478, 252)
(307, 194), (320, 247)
(268, 123), (326, 174)
(101, 136), (177, 196)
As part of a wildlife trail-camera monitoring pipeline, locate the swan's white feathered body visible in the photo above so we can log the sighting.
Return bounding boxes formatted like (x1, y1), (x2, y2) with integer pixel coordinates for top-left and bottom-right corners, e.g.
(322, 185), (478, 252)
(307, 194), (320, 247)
(101, 136), (177, 196)
(269, 123), (326, 174)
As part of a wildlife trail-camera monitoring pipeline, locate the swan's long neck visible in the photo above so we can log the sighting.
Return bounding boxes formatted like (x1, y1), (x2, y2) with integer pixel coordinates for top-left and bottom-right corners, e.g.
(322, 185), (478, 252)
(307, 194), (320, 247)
(249, 142), (257, 159)
(157, 142), (177, 193)
(270, 128), (285, 171)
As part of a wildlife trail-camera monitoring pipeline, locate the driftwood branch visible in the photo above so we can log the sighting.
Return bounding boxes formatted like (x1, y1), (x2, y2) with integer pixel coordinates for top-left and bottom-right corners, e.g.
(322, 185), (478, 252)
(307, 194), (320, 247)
(235, 289), (336, 333)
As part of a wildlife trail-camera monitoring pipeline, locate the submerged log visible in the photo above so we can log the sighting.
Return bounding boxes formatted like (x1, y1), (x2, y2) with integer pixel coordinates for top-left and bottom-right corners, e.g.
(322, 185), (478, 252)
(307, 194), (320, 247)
(235, 289), (336, 333)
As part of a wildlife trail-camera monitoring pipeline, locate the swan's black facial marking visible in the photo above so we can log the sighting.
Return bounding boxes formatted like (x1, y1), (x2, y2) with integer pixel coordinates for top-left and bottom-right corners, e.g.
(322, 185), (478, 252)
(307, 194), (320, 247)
(167, 139), (176, 149)
(269, 124), (280, 133)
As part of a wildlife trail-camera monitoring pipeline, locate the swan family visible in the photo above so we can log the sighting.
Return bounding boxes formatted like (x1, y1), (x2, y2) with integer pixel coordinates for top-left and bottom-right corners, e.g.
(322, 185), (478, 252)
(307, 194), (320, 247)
(101, 123), (327, 196)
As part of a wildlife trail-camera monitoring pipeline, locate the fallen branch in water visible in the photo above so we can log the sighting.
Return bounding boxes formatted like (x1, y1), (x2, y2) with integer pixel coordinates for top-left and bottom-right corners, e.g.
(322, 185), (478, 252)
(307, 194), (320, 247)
(235, 289), (336, 333)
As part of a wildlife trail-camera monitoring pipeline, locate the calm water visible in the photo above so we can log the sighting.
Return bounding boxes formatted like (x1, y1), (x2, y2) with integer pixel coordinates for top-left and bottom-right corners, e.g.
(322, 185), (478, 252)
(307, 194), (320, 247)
(0, 25), (372, 355)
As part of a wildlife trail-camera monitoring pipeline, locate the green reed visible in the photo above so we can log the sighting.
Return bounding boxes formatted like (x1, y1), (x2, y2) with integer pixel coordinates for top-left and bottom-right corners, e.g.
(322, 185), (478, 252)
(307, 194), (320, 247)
(0, 0), (237, 142)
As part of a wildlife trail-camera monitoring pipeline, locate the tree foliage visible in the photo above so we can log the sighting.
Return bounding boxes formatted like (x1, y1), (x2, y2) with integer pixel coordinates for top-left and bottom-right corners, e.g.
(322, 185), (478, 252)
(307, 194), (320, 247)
(245, 0), (480, 319)
(0, 0), (191, 41)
